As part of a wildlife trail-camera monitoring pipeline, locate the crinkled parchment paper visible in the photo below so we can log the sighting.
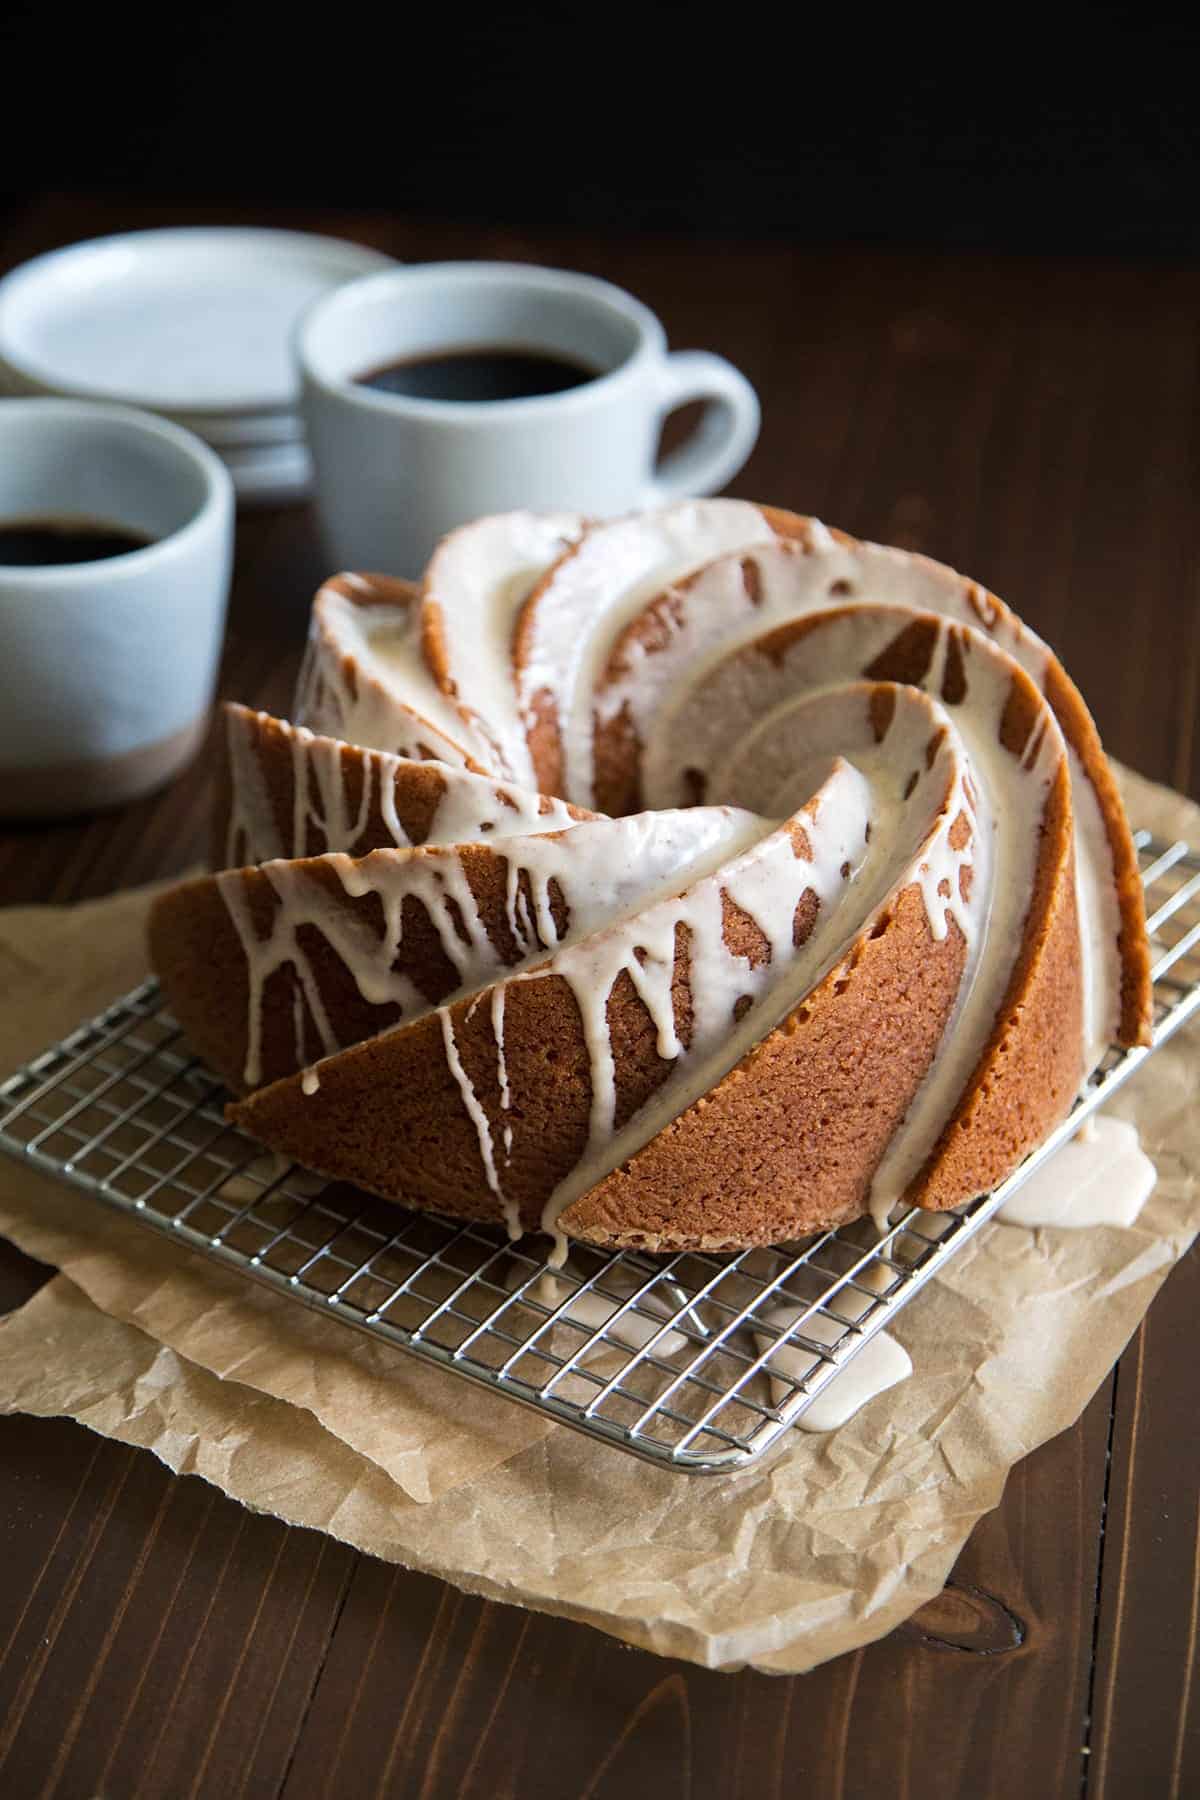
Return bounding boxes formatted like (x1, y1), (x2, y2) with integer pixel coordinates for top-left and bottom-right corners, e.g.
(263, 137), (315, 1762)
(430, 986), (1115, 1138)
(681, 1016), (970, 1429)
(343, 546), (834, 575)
(0, 763), (1196, 1673)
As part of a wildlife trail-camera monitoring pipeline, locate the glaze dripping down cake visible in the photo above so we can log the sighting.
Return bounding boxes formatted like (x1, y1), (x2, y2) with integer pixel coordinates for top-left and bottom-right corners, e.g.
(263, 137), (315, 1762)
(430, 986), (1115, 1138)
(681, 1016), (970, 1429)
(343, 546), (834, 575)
(149, 501), (1151, 1254)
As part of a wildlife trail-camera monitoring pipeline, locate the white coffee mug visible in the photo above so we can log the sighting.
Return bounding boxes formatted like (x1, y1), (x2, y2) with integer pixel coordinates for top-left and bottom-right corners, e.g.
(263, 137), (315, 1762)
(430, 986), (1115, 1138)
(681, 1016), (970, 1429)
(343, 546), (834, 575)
(296, 262), (760, 575)
(0, 399), (234, 818)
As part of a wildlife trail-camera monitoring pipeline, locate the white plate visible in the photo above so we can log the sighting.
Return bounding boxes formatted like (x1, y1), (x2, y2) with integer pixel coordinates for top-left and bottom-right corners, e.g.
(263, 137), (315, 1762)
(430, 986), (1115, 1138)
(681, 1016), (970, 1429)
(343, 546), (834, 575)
(182, 409), (307, 451)
(219, 439), (312, 506)
(0, 228), (394, 416)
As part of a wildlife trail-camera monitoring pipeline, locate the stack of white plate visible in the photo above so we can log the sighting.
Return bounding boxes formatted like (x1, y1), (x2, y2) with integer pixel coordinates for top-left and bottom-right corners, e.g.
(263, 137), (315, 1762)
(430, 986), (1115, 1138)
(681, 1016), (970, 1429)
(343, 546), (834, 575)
(0, 228), (395, 504)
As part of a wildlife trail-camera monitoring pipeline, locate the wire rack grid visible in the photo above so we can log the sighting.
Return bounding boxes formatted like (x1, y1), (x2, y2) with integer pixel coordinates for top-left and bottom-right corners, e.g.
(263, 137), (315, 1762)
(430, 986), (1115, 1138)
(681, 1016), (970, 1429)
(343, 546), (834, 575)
(1, 829), (1197, 1475)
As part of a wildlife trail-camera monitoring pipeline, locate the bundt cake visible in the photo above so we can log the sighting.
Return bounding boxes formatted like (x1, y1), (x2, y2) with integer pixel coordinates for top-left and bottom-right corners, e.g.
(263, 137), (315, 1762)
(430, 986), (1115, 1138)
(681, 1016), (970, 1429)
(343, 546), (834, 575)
(149, 500), (1151, 1255)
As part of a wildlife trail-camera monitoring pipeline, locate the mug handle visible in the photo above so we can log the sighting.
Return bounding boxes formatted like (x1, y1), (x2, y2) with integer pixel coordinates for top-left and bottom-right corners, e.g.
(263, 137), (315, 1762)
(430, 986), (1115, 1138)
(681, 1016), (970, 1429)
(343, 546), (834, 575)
(640, 351), (761, 504)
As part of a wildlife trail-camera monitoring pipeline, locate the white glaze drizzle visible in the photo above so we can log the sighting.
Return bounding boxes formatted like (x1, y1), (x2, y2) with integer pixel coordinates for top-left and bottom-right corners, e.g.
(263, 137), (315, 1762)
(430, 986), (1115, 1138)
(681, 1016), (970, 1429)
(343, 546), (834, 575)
(516, 499), (777, 806)
(295, 578), (479, 767)
(492, 987), (513, 1158)
(748, 1251), (912, 1429)
(421, 511), (585, 785)
(753, 1301), (912, 1431)
(439, 1005), (521, 1238)
(998, 1115), (1156, 1229)
(223, 707), (284, 867)
(1070, 764), (1123, 1069)
(531, 1273), (689, 1360)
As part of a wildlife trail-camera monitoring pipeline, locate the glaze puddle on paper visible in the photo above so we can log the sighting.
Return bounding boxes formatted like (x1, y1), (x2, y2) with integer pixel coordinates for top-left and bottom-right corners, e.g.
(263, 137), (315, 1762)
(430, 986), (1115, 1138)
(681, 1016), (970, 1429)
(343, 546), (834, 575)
(998, 1115), (1157, 1230)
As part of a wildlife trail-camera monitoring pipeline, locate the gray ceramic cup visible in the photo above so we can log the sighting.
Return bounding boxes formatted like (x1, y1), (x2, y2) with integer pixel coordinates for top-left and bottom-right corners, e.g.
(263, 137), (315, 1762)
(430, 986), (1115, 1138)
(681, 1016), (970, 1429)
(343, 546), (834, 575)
(297, 261), (760, 575)
(0, 399), (234, 818)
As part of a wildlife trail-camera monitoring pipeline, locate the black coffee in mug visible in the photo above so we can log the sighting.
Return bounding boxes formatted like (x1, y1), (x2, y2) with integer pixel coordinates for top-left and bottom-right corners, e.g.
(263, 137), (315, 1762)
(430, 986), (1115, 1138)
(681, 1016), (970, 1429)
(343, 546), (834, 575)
(0, 516), (153, 566)
(357, 344), (599, 404)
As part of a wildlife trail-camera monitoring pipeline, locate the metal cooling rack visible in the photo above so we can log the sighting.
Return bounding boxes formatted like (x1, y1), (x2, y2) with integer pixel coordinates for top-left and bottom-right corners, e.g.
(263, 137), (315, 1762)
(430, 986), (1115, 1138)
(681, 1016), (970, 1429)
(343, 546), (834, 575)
(1, 830), (1198, 1474)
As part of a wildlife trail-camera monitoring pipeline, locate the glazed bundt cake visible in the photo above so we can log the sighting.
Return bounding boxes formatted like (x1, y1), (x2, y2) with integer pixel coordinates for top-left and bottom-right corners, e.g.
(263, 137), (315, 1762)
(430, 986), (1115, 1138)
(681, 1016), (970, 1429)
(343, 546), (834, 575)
(149, 500), (1151, 1255)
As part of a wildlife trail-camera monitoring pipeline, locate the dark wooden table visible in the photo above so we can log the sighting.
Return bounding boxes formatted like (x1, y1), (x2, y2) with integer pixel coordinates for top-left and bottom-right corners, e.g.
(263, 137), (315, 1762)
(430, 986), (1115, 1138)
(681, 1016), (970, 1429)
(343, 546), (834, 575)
(0, 198), (1197, 1800)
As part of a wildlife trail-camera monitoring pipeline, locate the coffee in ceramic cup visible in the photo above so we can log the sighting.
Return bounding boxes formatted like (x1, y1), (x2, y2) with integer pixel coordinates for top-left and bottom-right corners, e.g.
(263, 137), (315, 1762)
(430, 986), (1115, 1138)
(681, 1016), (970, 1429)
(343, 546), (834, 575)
(0, 516), (155, 566)
(356, 345), (599, 404)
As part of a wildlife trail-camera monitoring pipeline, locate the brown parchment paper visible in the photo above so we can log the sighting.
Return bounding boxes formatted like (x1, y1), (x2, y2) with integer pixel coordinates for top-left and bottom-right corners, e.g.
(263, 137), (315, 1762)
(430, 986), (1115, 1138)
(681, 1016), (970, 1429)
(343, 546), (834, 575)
(0, 762), (1197, 1674)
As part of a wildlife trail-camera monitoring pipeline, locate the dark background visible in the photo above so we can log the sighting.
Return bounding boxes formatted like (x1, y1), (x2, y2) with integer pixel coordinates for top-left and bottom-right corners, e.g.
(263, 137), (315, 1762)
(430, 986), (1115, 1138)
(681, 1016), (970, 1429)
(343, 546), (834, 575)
(2, 4), (1199, 257)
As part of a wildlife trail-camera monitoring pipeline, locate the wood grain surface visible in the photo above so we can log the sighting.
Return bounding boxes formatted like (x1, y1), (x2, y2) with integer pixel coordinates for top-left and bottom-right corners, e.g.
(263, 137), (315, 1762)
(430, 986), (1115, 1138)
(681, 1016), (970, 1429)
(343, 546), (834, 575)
(0, 197), (1197, 1800)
